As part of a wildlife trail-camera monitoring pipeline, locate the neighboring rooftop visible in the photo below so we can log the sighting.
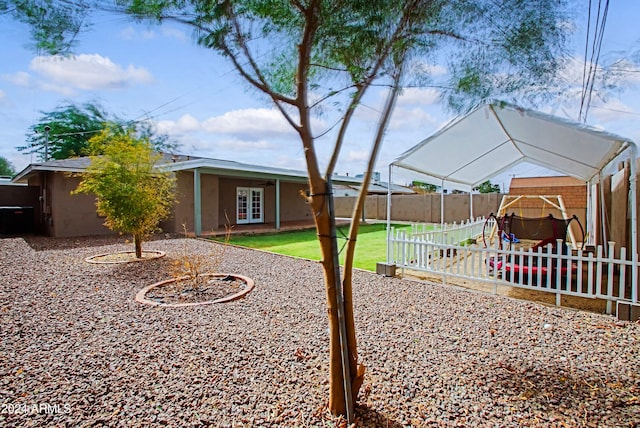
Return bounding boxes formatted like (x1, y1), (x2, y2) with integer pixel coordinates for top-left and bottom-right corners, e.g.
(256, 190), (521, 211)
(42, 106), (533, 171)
(0, 176), (24, 186)
(12, 153), (362, 186)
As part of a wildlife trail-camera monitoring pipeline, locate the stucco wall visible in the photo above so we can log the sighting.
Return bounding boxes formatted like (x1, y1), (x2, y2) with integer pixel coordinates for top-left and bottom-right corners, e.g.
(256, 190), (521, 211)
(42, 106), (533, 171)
(201, 174), (220, 232)
(218, 177), (311, 227)
(32, 169), (314, 237)
(278, 181), (313, 222)
(49, 172), (112, 237)
(165, 171), (220, 234)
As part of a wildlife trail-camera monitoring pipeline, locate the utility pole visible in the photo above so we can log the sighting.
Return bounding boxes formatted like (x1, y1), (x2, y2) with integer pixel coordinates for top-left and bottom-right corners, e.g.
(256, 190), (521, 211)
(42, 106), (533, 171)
(44, 125), (51, 162)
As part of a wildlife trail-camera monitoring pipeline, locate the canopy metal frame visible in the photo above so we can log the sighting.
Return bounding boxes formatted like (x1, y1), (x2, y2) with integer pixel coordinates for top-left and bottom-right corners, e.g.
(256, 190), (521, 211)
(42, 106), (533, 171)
(387, 101), (638, 301)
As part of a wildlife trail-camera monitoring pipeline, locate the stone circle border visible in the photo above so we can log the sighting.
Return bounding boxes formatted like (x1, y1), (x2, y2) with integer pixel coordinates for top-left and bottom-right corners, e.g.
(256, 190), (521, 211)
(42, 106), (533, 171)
(85, 250), (166, 264)
(135, 273), (255, 308)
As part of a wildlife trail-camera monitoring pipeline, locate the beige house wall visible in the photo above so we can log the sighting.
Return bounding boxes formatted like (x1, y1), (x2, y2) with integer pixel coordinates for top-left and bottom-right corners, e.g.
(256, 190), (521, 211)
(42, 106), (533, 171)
(47, 172), (112, 237)
(277, 181), (313, 223)
(218, 177), (311, 226)
(165, 171), (220, 234)
(27, 169), (313, 238)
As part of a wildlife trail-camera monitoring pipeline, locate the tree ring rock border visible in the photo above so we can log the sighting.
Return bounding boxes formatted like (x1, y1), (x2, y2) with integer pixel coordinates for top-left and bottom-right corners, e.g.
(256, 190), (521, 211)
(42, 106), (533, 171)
(85, 250), (166, 264)
(135, 273), (255, 308)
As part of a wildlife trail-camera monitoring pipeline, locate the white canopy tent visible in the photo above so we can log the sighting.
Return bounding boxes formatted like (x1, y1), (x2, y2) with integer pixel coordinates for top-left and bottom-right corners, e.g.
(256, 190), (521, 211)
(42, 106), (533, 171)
(388, 101), (638, 290)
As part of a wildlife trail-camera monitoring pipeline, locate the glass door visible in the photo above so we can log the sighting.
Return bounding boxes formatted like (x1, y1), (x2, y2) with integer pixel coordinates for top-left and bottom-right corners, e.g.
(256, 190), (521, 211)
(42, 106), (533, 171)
(237, 187), (263, 224)
(250, 188), (264, 223)
(236, 187), (249, 224)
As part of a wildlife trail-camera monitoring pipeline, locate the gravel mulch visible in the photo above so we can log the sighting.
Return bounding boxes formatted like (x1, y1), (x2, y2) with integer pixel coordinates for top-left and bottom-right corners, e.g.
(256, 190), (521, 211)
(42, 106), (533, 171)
(0, 236), (638, 427)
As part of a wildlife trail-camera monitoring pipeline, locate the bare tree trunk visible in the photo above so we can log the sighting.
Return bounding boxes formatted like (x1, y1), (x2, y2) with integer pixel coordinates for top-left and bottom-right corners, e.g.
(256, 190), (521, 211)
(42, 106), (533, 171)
(341, 58), (405, 402)
(307, 179), (349, 416)
(134, 233), (142, 258)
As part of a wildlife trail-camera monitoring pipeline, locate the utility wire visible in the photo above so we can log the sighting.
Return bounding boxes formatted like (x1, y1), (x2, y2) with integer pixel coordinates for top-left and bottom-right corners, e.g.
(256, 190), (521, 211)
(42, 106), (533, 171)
(579, 0), (610, 123)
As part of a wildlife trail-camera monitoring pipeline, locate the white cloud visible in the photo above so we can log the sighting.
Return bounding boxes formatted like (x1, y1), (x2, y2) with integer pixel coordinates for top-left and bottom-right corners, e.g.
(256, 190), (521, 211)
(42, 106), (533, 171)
(202, 108), (298, 139)
(195, 138), (278, 151)
(409, 61), (448, 80)
(389, 106), (437, 130)
(218, 139), (277, 150)
(3, 71), (31, 87)
(119, 27), (137, 40)
(427, 62), (447, 76)
(38, 80), (76, 97)
(346, 150), (370, 162)
(29, 54), (153, 94)
(397, 88), (440, 107)
(0, 89), (5, 99)
(157, 109), (299, 140)
(272, 154), (306, 170)
(203, 108), (287, 134)
(354, 87), (441, 126)
(157, 114), (201, 134)
(160, 108), (327, 141)
(119, 26), (157, 40)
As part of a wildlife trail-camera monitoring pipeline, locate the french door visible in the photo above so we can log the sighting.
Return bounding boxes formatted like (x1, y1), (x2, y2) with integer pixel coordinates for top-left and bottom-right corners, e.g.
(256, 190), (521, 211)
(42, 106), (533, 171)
(236, 187), (264, 224)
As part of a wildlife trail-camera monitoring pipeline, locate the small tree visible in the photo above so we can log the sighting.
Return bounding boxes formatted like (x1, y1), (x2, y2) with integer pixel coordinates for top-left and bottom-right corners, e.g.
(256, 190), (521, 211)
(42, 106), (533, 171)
(18, 102), (175, 161)
(473, 180), (501, 193)
(0, 156), (15, 176)
(412, 180), (438, 194)
(73, 126), (175, 258)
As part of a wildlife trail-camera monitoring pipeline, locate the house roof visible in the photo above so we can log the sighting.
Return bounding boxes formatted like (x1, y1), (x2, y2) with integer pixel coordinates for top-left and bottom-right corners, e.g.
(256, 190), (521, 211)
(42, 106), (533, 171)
(12, 154), (362, 186)
(15, 157), (93, 178)
(334, 181), (414, 196)
(392, 101), (636, 192)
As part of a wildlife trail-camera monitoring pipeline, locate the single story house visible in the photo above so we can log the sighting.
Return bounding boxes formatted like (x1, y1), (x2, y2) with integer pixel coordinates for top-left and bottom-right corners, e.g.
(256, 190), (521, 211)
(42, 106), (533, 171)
(10, 154), (362, 237)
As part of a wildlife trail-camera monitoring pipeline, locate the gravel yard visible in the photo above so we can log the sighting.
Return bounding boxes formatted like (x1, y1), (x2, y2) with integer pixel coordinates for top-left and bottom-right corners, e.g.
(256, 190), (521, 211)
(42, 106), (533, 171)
(0, 236), (638, 427)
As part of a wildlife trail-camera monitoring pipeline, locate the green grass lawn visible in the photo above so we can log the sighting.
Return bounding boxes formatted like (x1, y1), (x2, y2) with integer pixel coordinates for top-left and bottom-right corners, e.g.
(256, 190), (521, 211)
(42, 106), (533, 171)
(214, 222), (409, 271)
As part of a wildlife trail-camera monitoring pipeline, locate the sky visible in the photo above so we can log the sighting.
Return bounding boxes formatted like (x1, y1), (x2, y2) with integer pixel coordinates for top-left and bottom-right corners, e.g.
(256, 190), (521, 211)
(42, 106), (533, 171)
(1, 2), (640, 190)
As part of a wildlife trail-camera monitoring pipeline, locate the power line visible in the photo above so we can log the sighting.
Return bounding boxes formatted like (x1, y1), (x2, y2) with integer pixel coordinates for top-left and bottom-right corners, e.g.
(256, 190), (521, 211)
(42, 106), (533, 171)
(579, 0), (610, 123)
(589, 105), (640, 117)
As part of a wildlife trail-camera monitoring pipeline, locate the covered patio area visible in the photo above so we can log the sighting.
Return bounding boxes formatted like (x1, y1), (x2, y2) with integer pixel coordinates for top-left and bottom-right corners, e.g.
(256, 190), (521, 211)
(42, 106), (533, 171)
(387, 101), (639, 318)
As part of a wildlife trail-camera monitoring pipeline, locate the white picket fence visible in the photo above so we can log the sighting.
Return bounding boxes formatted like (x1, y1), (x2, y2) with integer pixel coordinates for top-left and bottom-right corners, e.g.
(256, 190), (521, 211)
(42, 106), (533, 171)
(410, 216), (489, 244)
(388, 222), (639, 311)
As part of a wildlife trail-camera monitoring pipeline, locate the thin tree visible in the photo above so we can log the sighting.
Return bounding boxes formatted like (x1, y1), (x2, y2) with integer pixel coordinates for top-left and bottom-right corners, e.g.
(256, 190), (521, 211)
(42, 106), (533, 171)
(73, 125), (176, 258)
(7, 0), (570, 419)
(474, 181), (501, 194)
(18, 102), (175, 161)
(0, 156), (16, 176)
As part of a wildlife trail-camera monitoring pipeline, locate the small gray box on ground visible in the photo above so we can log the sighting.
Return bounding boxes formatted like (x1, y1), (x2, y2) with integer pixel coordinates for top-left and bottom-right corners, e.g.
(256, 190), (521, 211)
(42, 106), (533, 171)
(617, 301), (640, 322)
(376, 262), (396, 277)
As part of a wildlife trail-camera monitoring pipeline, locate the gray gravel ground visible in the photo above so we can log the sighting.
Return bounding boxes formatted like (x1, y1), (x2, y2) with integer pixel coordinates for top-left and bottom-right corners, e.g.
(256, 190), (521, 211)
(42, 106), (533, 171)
(0, 236), (638, 427)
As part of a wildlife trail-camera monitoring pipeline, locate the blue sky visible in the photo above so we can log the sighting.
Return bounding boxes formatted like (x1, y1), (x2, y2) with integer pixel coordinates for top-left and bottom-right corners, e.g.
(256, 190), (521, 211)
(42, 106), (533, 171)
(1, 3), (640, 189)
